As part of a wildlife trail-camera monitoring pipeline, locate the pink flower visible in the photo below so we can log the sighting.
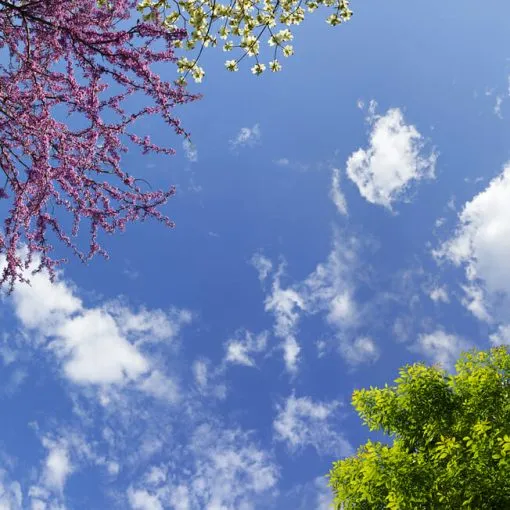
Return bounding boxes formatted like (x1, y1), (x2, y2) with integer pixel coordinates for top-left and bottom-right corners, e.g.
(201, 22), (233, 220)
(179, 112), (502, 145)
(0, 0), (198, 289)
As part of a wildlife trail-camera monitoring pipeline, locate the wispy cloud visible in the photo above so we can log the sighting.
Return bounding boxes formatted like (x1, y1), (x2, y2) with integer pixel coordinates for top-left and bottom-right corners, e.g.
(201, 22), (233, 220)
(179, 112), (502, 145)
(251, 253), (273, 282)
(229, 123), (261, 151)
(273, 395), (353, 457)
(224, 330), (269, 367)
(255, 232), (377, 372)
(0, 470), (22, 509)
(183, 139), (198, 162)
(127, 423), (279, 509)
(330, 167), (348, 216)
(264, 264), (306, 373)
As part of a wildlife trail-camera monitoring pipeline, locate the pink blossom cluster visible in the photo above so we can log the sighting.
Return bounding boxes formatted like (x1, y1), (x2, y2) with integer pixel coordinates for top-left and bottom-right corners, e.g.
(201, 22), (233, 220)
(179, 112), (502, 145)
(0, 0), (197, 289)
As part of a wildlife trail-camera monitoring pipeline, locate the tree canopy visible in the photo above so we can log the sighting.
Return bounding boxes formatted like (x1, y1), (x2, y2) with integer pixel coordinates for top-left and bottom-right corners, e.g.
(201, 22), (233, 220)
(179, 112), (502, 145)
(328, 346), (510, 509)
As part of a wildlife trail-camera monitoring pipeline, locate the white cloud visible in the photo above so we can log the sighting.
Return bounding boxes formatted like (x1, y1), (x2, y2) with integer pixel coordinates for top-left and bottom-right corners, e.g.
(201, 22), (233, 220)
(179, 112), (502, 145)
(340, 336), (379, 366)
(0, 470), (23, 510)
(327, 292), (356, 326)
(273, 395), (352, 457)
(51, 309), (149, 385)
(315, 339), (327, 358)
(192, 359), (208, 389)
(393, 316), (413, 343)
(346, 101), (436, 209)
(41, 442), (72, 493)
(301, 235), (359, 328)
(435, 164), (510, 321)
(265, 282), (305, 340)
(183, 139), (198, 162)
(281, 336), (300, 375)
(258, 234), (362, 373)
(128, 424), (278, 510)
(313, 477), (334, 510)
(187, 424), (279, 508)
(191, 358), (226, 399)
(264, 266), (306, 373)
(225, 330), (268, 367)
(3, 260), (187, 396)
(138, 370), (180, 403)
(128, 488), (163, 510)
(10, 269), (81, 333)
(429, 286), (450, 304)
(330, 168), (348, 216)
(460, 284), (491, 322)
(107, 304), (191, 344)
(490, 324), (510, 346)
(494, 95), (503, 118)
(414, 330), (470, 370)
(250, 254), (273, 282)
(229, 124), (261, 150)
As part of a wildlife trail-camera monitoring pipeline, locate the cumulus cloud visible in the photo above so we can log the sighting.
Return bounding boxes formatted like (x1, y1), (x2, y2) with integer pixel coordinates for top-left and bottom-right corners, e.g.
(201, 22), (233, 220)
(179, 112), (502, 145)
(346, 101), (436, 209)
(414, 330), (470, 370)
(224, 330), (269, 367)
(51, 309), (149, 385)
(273, 395), (352, 457)
(2, 259), (189, 396)
(435, 164), (510, 322)
(229, 124), (261, 150)
(330, 168), (348, 216)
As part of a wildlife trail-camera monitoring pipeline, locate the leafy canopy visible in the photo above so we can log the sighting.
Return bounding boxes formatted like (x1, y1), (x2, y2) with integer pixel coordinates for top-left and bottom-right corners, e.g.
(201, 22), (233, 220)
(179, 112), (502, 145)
(328, 346), (510, 509)
(137, 0), (353, 81)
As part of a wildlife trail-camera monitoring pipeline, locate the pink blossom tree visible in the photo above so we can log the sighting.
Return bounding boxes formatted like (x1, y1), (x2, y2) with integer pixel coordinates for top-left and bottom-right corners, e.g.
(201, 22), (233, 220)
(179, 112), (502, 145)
(0, 0), (197, 289)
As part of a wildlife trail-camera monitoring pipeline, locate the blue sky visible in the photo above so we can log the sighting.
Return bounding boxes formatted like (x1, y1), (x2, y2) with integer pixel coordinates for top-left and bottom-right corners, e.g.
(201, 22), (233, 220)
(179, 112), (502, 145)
(2, 0), (510, 508)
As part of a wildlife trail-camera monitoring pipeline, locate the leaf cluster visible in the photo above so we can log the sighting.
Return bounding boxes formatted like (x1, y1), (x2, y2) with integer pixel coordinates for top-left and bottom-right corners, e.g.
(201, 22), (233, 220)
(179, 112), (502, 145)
(328, 347), (510, 509)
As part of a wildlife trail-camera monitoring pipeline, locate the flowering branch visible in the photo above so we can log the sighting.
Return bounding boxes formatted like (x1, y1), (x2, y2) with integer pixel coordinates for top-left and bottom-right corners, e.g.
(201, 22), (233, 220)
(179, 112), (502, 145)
(0, 0), (198, 289)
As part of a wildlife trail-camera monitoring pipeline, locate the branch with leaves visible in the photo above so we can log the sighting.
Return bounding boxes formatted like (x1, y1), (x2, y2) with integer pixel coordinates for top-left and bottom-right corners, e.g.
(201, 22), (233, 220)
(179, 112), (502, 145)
(137, 0), (353, 82)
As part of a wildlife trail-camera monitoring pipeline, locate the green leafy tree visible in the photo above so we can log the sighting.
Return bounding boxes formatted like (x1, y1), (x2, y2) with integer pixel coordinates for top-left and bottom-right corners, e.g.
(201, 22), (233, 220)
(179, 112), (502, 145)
(328, 346), (510, 509)
(136, 0), (352, 81)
